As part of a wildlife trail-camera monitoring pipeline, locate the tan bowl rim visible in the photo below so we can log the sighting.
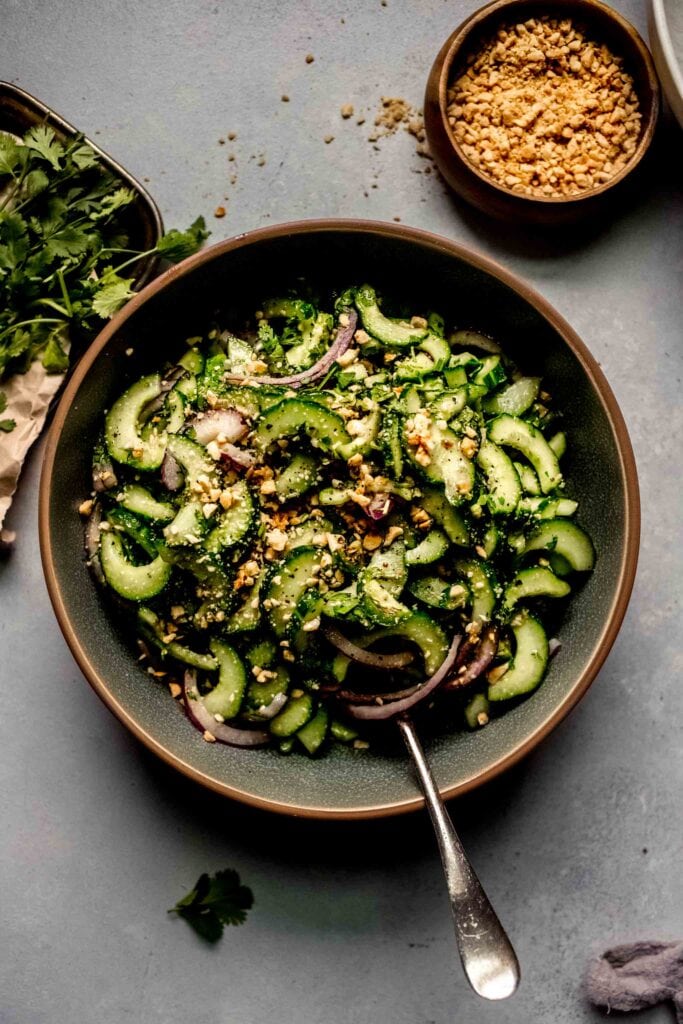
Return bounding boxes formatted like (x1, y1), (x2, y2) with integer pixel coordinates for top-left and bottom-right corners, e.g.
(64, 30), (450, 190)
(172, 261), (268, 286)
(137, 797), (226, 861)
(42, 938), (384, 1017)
(39, 218), (640, 820)
(434, 0), (661, 206)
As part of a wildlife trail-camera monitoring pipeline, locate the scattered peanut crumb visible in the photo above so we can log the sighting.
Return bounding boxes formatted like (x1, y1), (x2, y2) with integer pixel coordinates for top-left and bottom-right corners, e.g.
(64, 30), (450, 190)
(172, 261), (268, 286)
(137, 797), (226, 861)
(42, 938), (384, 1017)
(324, 134), (335, 144)
(305, 53), (315, 64)
(202, 730), (217, 743)
(214, 206), (226, 218)
(340, 103), (354, 119)
(168, 682), (182, 699)
(281, 94), (290, 102)
(78, 499), (94, 517)
(228, 132), (236, 140)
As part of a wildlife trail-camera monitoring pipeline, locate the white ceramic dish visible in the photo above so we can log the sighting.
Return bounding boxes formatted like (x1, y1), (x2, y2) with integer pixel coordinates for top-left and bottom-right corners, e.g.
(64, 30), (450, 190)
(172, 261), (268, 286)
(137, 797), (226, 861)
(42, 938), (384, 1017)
(649, 0), (683, 128)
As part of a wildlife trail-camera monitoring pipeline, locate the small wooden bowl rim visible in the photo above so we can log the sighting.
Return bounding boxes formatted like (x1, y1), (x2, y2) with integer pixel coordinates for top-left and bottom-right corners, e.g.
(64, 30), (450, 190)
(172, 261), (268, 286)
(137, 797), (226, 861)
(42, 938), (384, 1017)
(433, 0), (661, 207)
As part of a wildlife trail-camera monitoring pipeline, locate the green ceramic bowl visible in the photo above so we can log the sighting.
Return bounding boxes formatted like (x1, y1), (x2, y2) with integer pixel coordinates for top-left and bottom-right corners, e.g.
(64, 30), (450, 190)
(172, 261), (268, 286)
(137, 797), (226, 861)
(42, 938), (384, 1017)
(39, 220), (639, 819)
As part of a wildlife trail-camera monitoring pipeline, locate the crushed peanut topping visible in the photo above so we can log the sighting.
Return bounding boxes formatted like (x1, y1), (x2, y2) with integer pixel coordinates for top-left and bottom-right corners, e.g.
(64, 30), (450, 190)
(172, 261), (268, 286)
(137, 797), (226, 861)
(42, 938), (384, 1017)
(447, 16), (642, 197)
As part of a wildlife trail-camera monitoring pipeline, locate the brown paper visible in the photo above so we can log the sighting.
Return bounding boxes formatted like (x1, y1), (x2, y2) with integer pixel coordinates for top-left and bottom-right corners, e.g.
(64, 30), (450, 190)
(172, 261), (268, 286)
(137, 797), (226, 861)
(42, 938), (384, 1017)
(0, 361), (65, 535)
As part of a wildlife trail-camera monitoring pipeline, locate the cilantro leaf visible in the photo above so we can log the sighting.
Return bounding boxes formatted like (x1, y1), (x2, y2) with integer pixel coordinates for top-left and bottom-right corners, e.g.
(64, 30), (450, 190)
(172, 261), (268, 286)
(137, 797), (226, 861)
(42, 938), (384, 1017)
(24, 125), (64, 170)
(0, 213), (29, 270)
(169, 869), (253, 942)
(0, 418), (15, 432)
(155, 216), (209, 263)
(88, 187), (135, 222)
(41, 326), (70, 373)
(0, 133), (22, 177)
(70, 143), (99, 170)
(44, 225), (91, 260)
(0, 390), (7, 413)
(91, 268), (135, 318)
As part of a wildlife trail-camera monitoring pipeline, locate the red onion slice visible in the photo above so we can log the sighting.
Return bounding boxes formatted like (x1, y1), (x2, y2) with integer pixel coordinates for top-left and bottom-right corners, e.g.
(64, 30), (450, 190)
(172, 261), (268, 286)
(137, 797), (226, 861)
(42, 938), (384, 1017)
(250, 691), (288, 720)
(189, 409), (247, 445)
(92, 455), (118, 493)
(366, 493), (394, 521)
(443, 626), (499, 691)
(84, 503), (106, 585)
(323, 624), (414, 670)
(225, 309), (357, 389)
(141, 365), (188, 419)
(160, 450), (183, 491)
(343, 633), (462, 721)
(219, 443), (256, 470)
(183, 671), (269, 746)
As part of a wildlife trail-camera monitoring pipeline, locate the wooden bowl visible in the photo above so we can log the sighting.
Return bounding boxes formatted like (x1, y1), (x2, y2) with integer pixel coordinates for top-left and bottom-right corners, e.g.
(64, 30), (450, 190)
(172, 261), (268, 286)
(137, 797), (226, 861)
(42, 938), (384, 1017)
(424, 0), (661, 225)
(39, 220), (639, 819)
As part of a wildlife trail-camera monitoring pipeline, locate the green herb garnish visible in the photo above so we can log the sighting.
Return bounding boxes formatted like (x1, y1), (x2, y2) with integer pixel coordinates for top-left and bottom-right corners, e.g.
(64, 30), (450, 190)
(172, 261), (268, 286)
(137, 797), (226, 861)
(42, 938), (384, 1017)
(0, 126), (208, 383)
(169, 869), (254, 942)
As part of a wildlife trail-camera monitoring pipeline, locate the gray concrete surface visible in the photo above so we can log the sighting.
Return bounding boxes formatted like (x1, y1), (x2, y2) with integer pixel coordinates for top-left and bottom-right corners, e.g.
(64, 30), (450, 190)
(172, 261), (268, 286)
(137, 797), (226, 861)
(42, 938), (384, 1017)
(1, 1), (682, 1022)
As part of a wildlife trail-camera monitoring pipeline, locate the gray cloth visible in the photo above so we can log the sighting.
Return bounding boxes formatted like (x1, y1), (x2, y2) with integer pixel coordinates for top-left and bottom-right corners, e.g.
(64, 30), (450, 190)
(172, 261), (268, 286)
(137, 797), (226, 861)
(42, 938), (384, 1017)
(586, 941), (683, 1021)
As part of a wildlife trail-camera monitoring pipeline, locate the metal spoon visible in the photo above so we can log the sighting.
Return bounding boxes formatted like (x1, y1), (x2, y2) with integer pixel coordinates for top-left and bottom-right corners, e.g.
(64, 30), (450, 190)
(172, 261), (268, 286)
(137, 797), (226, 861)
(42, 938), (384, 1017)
(397, 715), (520, 1001)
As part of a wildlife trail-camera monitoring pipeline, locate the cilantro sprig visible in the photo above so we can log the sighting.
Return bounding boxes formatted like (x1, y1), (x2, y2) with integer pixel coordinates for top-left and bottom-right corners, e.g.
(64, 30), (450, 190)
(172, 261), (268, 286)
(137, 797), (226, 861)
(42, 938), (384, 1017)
(0, 126), (208, 383)
(169, 869), (254, 942)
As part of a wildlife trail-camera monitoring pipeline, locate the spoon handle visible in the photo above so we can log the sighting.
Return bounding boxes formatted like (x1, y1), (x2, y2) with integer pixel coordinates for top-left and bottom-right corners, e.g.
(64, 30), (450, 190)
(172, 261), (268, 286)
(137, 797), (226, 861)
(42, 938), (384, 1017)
(397, 715), (520, 1001)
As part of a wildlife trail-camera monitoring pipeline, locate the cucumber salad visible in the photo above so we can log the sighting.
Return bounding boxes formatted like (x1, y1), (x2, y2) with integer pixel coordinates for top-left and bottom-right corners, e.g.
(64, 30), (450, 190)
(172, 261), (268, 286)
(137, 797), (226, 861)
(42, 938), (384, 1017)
(83, 284), (595, 756)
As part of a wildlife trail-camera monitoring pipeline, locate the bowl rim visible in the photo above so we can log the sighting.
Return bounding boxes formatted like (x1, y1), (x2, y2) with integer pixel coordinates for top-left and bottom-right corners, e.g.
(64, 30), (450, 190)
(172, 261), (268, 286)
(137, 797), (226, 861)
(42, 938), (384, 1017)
(432, 0), (661, 206)
(39, 218), (640, 820)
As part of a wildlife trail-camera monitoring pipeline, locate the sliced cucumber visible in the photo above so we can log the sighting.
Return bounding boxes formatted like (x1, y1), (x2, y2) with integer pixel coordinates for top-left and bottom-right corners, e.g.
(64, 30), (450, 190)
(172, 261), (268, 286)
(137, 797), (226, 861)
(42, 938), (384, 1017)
(106, 507), (160, 559)
(137, 606), (218, 671)
(488, 611), (548, 701)
(337, 406), (380, 459)
(361, 578), (411, 627)
(488, 415), (562, 494)
(118, 484), (175, 523)
(409, 576), (469, 611)
(375, 611), (448, 676)
(166, 434), (217, 491)
(296, 707), (329, 755)
(501, 566), (571, 615)
(476, 439), (521, 515)
(243, 666), (290, 718)
(264, 547), (322, 637)
(363, 539), (407, 599)
(255, 398), (349, 453)
(245, 639), (278, 668)
(100, 531), (171, 600)
(405, 419), (475, 504)
(517, 496), (578, 519)
(275, 453), (319, 502)
(164, 389), (186, 434)
(428, 389), (468, 423)
(482, 377), (540, 416)
(354, 284), (428, 347)
(405, 529), (450, 566)
(163, 501), (208, 547)
(473, 355), (507, 390)
(523, 519), (595, 571)
(178, 347), (204, 375)
(419, 488), (470, 546)
(456, 558), (498, 623)
(105, 374), (167, 470)
(481, 523), (500, 558)
(380, 411), (404, 479)
(394, 335), (450, 380)
(285, 312), (332, 369)
(204, 481), (254, 553)
(515, 461), (541, 496)
(270, 693), (315, 737)
(223, 572), (263, 633)
(464, 692), (490, 728)
(330, 719), (359, 743)
(548, 431), (567, 459)
(203, 641), (247, 720)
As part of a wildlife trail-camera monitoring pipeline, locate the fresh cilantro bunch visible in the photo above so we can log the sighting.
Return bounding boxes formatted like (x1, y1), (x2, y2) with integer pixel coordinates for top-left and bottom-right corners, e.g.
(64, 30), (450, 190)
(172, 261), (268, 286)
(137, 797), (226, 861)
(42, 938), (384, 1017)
(0, 124), (208, 383)
(169, 869), (254, 942)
